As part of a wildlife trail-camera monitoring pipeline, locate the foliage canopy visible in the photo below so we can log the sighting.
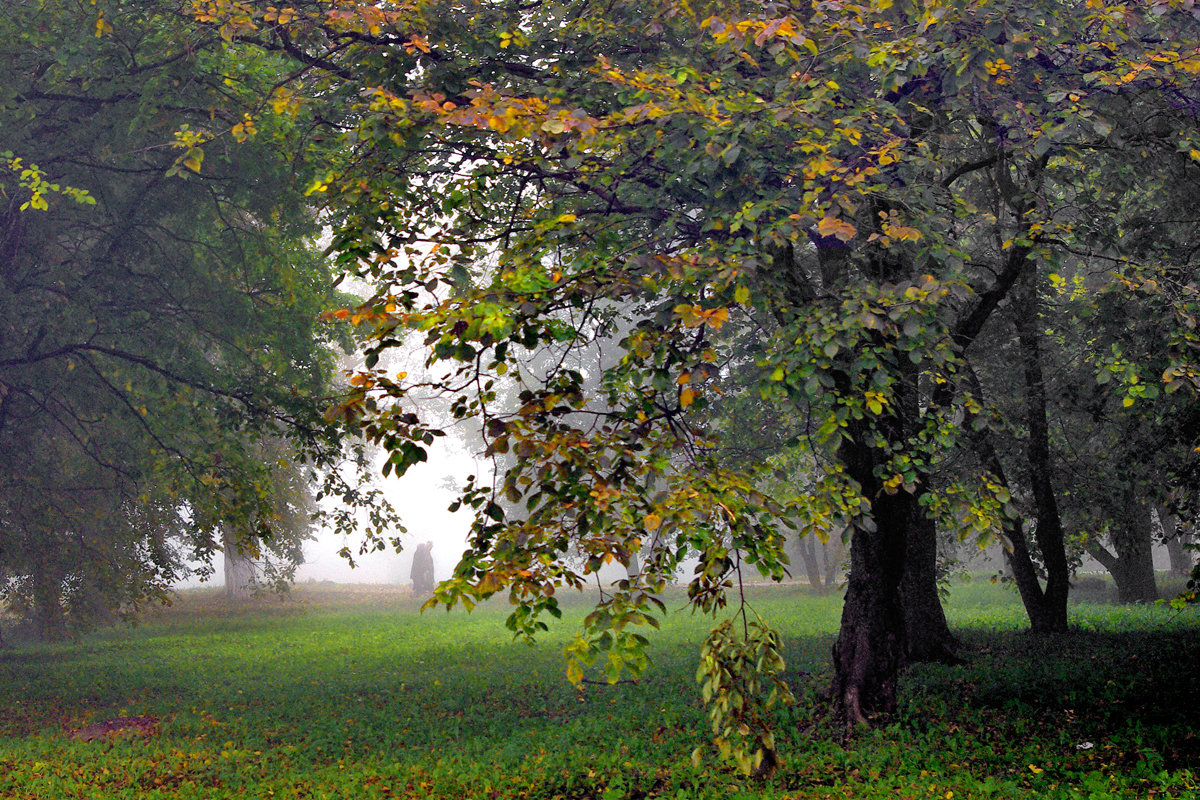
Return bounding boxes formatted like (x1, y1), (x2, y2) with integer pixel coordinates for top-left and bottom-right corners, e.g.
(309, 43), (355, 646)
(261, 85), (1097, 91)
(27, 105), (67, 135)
(186, 0), (1200, 740)
(0, 0), (388, 636)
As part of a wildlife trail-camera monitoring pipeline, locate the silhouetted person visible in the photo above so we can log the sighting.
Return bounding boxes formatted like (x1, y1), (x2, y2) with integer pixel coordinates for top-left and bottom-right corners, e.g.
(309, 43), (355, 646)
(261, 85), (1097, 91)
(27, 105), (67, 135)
(410, 541), (435, 597)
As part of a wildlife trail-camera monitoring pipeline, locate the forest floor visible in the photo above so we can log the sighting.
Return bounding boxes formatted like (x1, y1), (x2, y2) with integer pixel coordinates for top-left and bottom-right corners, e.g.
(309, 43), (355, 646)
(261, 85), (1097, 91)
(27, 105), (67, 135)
(1, 577), (1197, 799)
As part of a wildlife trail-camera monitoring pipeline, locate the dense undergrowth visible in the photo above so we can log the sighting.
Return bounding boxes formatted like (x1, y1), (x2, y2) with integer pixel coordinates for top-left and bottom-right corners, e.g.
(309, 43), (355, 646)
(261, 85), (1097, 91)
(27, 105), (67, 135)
(1, 578), (1196, 799)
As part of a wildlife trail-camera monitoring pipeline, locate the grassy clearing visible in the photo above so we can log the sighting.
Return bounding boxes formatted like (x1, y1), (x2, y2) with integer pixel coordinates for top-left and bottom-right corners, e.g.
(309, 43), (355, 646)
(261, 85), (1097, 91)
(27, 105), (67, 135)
(1, 580), (1197, 799)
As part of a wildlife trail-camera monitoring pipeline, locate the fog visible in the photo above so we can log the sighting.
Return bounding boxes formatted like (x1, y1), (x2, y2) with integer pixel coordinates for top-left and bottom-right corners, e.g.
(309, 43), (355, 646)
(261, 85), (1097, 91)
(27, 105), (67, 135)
(174, 436), (480, 591)
(298, 443), (477, 585)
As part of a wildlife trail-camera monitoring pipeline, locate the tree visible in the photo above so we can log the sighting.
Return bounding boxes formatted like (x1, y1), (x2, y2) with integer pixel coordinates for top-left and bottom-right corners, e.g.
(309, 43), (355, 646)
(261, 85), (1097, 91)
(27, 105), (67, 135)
(0, 0), (388, 636)
(192, 0), (1200, 739)
(222, 438), (318, 600)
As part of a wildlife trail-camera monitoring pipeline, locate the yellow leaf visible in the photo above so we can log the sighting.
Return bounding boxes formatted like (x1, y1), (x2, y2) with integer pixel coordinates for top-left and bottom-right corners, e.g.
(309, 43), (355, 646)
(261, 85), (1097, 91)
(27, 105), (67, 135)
(555, 213), (577, 223)
(271, 87), (302, 116)
(701, 306), (729, 329)
(817, 215), (857, 242)
(882, 222), (921, 242)
(1028, 765), (1043, 775)
(676, 372), (692, 385)
(644, 513), (662, 532)
(680, 387), (696, 407)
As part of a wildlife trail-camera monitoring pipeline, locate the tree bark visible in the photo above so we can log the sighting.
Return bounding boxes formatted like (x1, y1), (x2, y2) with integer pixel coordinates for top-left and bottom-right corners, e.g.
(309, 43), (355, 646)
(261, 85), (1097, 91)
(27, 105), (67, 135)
(795, 533), (829, 593)
(31, 559), (66, 641)
(1088, 500), (1158, 603)
(963, 349), (1069, 633)
(901, 504), (960, 663)
(823, 533), (846, 591)
(1016, 274), (1070, 631)
(885, 346), (959, 664)
(1158, 508), (1194, 577)
(223, 527), (257, 601)
(830, 430), (909, 725)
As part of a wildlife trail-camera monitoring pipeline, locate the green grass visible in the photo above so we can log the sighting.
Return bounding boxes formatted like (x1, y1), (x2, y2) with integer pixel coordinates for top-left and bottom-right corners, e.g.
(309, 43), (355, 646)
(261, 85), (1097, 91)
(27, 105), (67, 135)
(1, 580), (1197, 799)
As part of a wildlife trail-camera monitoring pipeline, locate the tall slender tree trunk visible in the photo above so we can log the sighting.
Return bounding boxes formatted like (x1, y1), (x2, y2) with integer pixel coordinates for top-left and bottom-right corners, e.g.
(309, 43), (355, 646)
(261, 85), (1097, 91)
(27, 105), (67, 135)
(964, 353), (1069, 633)
(1016, 274), (1070, 631)
(901, 504), (960, 663)
(823, 533), (846, 591)
(795, 533), (829, 593)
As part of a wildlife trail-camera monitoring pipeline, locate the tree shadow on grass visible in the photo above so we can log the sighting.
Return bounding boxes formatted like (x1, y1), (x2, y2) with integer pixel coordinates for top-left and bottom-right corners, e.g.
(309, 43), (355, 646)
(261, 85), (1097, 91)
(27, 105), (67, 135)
(902, 627), (1200, 771)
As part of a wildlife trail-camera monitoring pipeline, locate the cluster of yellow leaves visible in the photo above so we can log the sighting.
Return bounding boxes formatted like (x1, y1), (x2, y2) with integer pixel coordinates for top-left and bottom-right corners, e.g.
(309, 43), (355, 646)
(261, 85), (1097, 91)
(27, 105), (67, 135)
(193, 0), (411, 41)
(675, 304), (730, 330)
(403, 34), (431, 54)
(817, 215), (857, 242)
(231, 113), (256, 142)
(270, 86), (304, 117)
(863, 390), (889, 416)
(596, 57), (730, 126)
(168, 124), (211, 174)
(412, 84), (602, 142)
(190, 0), (258, 41)
(262, 5), (297, 25)
(864, 210), (922, 246)
(321, 305), (395, 327)
(324, 2), (404, 36)
(702, 14), (817, 53)
(983, 58), (1012, 85)
(2, 154), (96, 211)
(588, 483), (622, 511)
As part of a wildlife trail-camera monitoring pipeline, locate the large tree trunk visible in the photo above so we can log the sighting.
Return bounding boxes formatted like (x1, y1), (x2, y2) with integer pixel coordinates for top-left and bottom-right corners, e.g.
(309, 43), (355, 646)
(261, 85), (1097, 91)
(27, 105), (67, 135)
(1088, 500), (1158, 603)
(31, 560), (66, 641)
(895, 348), (958, 664)
(223, 527), (257, 601)
(830, 433), (910, 725)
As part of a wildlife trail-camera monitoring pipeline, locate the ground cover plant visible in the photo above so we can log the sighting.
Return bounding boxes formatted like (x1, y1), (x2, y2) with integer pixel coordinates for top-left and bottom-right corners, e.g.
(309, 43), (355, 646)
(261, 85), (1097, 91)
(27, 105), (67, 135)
(1, 580), (1197, 799)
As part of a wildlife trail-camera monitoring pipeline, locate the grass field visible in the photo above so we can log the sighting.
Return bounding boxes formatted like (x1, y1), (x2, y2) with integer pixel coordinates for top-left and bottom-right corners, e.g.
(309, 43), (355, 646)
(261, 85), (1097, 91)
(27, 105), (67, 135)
(1, 579), (1197, 799)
